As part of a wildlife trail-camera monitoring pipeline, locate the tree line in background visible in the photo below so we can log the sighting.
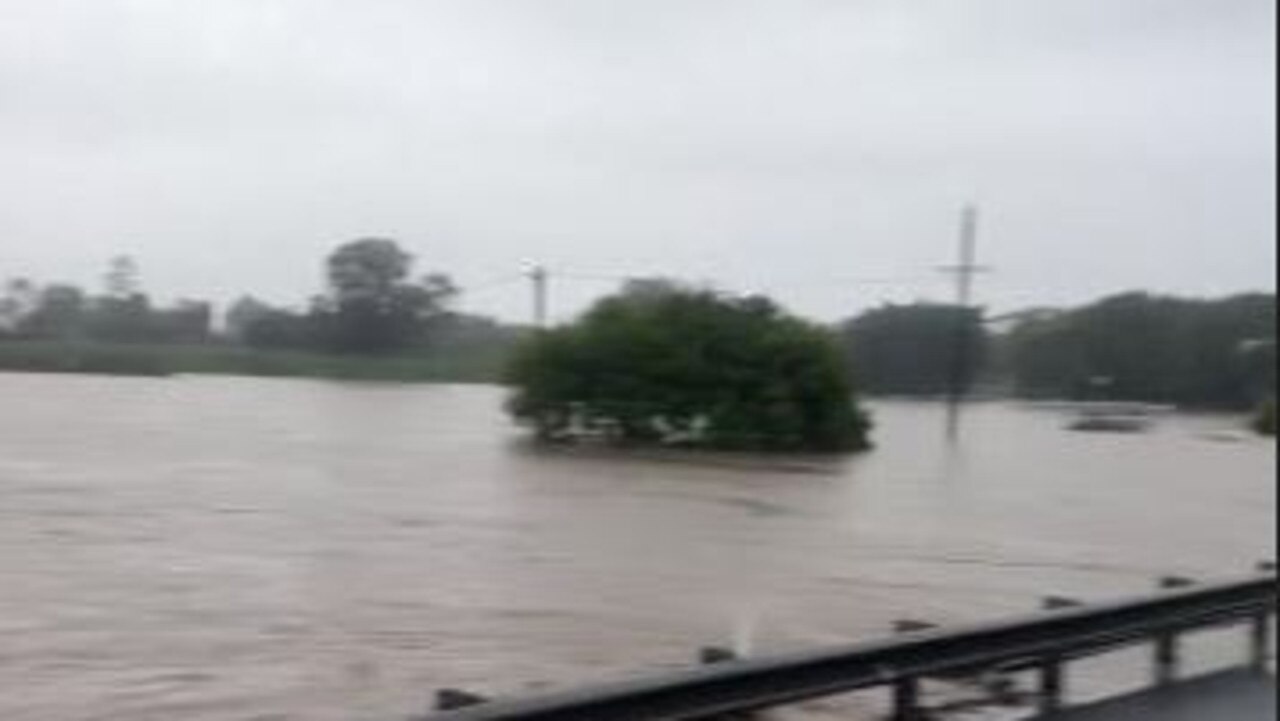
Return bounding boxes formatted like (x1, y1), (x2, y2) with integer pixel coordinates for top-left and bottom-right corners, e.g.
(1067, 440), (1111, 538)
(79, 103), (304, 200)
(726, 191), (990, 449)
(841, 293), (1275, 410)
(0, 239), (523, 367)
(1, 240), (1275, 412)
(0, 256), (213, 345)
(1001, 292), (1275, 408)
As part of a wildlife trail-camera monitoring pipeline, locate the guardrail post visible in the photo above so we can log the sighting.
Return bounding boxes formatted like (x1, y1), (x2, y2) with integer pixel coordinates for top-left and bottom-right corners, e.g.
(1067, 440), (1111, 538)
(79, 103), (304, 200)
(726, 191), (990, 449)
(1036, 596), (1079, 714)
(888, 621), (933, 721)
(1153, 577), (1194, 686)
(1251, 562), (1276, 671)
(1250, 610), (1273, 671)
(695, 649), (755, 720)
(1037, 655), (1064, 715)
(892, 677), (923, 721)
(1153, 631), (1180, 686)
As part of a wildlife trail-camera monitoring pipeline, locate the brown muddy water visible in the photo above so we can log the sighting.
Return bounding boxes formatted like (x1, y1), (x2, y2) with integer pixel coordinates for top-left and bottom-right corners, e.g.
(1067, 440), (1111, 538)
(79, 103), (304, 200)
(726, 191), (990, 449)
(0, 374), (1274, 720)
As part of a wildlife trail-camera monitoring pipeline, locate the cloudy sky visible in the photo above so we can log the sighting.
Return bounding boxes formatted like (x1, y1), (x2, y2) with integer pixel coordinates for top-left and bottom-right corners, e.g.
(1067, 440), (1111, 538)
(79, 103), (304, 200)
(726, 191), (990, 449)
(1, 0), (1275, 322)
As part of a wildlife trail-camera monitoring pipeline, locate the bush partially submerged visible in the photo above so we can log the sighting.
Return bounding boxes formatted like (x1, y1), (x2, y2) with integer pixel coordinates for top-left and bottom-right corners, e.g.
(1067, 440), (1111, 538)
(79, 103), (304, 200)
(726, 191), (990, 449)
(506, 283), (871, 452)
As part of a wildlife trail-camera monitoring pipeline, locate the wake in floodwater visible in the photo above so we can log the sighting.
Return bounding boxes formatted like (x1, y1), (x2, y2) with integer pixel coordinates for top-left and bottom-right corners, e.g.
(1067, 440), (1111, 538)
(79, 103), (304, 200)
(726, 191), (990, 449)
(731, 605), (761, 657)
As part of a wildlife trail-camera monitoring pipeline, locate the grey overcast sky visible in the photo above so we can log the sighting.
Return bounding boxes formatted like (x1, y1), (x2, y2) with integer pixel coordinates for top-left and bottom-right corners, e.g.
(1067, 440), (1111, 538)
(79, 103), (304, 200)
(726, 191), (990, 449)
(1, 0), (1275, 323)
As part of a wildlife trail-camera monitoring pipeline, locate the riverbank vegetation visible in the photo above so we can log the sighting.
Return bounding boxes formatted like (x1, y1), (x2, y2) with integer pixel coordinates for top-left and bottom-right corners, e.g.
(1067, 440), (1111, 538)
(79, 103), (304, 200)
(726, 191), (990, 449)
(3, 245), (1274, 412)
(0, 340), (510, 383)
(840, 303), (987, 396)
(837, 292), (1274, 410)
(507, 281), (871, 452)
(0, 241), (523, 384)
(999, 293), (1275, 408)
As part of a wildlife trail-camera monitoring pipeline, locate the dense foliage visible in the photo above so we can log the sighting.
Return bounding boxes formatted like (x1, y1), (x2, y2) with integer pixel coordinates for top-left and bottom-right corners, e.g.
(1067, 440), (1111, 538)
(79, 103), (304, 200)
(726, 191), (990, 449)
(1, 242), (522, 382)
(506, 282), (871, 452)
(841, 303), (987, 396)
(0, 259), (212, 344)
(227, 238), (460, 354)
(1006, 292), (1275, 408)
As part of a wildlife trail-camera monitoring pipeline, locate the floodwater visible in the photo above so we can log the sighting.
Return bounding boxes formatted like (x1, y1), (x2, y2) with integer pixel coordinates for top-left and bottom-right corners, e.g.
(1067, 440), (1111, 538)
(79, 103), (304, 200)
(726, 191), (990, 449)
(0, 374), (1274, 721)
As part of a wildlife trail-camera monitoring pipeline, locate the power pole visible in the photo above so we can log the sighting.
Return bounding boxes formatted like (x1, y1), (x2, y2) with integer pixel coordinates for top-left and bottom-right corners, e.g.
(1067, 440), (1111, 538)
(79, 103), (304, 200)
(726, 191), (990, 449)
(529, 265), (549, 328)
(940, 204), (988, 441)
(951, 205), (980, 309)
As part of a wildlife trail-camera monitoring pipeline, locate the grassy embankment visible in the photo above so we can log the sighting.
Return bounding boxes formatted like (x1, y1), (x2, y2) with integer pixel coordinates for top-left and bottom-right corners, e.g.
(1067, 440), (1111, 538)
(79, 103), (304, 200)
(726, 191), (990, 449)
(0, 340), (508, 383)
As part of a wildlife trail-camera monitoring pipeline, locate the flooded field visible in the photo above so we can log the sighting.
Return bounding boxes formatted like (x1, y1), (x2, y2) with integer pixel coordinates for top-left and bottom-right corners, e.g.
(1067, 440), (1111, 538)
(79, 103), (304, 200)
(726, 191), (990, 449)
(0, 373), (1274, 720)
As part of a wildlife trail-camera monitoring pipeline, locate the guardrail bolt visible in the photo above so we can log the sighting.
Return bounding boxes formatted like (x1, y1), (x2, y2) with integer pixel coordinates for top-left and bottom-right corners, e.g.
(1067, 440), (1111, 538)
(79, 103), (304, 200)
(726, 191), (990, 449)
(1258, 561), (1277, 573)
(1160, 576), (1195, 589)
(434, 688), (487, 711)
(1042, 596), (1083, 610)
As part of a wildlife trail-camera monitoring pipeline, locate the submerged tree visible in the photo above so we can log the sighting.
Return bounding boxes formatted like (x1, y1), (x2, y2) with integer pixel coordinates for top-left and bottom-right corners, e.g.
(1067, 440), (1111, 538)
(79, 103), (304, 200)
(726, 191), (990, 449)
(506, 282), (871, 452)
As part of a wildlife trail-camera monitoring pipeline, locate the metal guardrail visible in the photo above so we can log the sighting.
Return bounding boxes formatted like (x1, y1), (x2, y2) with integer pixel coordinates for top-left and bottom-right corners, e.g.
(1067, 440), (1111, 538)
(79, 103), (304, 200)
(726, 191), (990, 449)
(420, 571), (1277, 721)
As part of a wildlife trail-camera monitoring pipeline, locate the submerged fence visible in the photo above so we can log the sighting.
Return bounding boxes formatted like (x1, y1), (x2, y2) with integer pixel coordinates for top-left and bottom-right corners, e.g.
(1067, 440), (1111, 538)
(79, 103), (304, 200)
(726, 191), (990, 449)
(418, 567), (1277, 721)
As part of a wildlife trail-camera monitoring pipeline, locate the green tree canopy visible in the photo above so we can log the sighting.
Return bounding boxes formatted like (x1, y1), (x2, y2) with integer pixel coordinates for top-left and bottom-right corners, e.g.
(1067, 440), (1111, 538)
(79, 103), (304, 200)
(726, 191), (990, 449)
(318, 238), (457, 353)
(841, 303), (988, 396)
(1007, 292), (1275, 407)
(506, 282), (871, 452)
(20, 284), (87, 339)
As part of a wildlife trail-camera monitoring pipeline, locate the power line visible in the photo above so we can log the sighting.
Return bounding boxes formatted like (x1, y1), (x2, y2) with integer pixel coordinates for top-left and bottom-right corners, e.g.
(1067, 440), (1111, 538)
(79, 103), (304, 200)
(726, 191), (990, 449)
(453, 255), (986, 325)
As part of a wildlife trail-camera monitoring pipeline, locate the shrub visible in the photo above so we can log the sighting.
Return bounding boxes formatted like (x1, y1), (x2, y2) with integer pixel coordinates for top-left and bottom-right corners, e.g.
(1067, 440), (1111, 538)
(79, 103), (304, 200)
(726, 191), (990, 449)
(506, 284), (871, 452)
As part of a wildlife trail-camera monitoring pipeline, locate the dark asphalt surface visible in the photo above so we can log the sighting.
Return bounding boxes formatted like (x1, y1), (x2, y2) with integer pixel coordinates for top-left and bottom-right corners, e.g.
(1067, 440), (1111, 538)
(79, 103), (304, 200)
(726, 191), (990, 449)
(1034, 670), (1276, 721)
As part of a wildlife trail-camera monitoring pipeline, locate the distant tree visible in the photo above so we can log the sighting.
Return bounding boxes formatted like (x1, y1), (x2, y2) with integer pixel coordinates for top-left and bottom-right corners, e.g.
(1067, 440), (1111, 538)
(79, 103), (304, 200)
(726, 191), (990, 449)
(841, 303), (988, 396)
(225, 296), (276, 341)
(319, 238), (456, 353)
(326, 239), (412, 301)
(103, 255), (141, 299)
(222, 296), (318, 349)
(152, 300), (212, 343)
(88, 293), (152, 342)
(242, 308), (318, 349)
(87, 256), (155, 342)
(19, 284), (87, 339)
(1006, 292), (1276, 407)
(507, 283), (871, 452)
(0, 278), (37, 332)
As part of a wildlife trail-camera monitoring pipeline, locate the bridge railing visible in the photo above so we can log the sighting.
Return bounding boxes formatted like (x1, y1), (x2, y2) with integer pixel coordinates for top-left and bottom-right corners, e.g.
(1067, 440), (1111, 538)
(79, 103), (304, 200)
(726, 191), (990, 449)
(419, 570), (1277, 721)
